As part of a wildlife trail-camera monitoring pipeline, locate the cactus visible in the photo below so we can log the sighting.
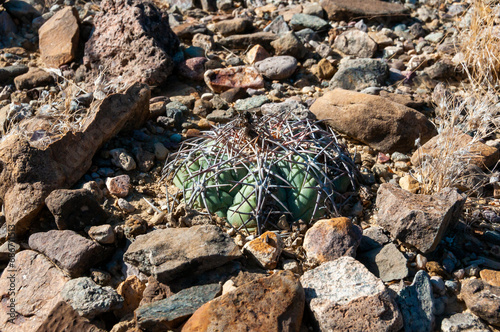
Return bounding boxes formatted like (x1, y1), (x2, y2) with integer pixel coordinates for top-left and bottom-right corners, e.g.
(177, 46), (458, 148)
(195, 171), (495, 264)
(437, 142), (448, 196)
(162, 111), (359, 234)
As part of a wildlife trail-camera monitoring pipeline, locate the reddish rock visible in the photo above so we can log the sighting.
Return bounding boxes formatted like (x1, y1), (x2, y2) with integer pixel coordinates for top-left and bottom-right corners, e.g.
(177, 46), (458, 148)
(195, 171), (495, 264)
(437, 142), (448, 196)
(461, 279), (500, 327)
(114, 276), (146, 317)
(139, 276), (173, 307)
(321, 0), (407, 21)
(84, 0), (179, 86)
(35, 301), (105, 332)
(246, 44), (270, 64)
(204, 66), (264, 93)
(182, 271), (304, 332)
(303, 217), (362, 264)
(106, 174), (131, 198)
(39, 7), (79, 68)
(243, 231), (283, 269)
(14, 68), (54, 90)
(0, 250), (70, 332)
(179, 57), (207, 81)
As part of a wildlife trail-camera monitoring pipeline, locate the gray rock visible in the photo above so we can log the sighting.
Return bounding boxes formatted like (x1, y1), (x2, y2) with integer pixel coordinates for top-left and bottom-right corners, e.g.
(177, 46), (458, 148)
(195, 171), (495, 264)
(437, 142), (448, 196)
(330, 58), (389, 90)
(300, 256), (403, 331)
(14, 68), (54, 90)
(441, 311), (491, 332)
(0, 240), (20, 262)
(334, 30), (378, 58)
(254, 56), (298, 80)
(136, 283), (221, 330)
(234, 95), (269, 111)
(396, 270), (435, 332)
(61, 277), (124, 319)
(263, 15), (290, 35)
(321, 0), (407, 21)
(123, 225), (242, 283)
(303, 2), (324, 18)
(4, 0), (40, 22)
(358, 243), (409, 282)
(0, 65), (29, 82)
(425, 32), (444, 43)
(271, 31), (307, 60)
(290, 13), (328, 31)
(260, 99), (311, 120)
(206, 108), (235, 123)
(358, 226), (390, 252)
(376, 183), (466, 254)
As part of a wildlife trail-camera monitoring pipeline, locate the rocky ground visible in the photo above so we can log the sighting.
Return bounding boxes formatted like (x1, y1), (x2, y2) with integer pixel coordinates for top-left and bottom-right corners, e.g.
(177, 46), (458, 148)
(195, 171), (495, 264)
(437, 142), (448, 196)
(1, 0), (500, 331)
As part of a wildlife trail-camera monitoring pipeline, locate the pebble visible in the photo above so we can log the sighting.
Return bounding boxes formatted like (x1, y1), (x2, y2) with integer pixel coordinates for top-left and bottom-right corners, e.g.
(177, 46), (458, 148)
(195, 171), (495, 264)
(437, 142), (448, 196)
(117, 198), (135, 213)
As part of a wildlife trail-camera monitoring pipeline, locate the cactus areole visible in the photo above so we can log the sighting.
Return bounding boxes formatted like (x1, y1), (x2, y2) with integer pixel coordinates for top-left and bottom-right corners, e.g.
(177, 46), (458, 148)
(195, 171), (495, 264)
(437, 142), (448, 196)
(162, 111), (359, 234)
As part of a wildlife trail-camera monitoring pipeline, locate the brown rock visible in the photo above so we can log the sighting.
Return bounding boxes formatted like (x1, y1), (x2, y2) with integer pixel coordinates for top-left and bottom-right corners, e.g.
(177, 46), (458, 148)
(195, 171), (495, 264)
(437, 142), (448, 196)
(271, 31), (307, 60)
(461, 278), (500, 326)
(303, 217), (362, 264)
(0, 83), (149, 236)
(310, 89), (437, 153)
(29, 230), (109, 277)
(182, 271), (304, 332)
(14, 68), (54, 90)
(411, 130), (499, 170)
(0, 250), (70, 332)
(480, 269), (500, 287)
(316, 58), (336, 79)
(106, 174), (131, 198)
(204, 66), (264, 93)
(334, 30), (378, 58)
(218, 32), (277, 50)
(208, 18), (252, 36)
(376, 183), (466, 254)
(39, 7), (79, 68)
(35, 301), (105, 332)
(321, 0), (407, 21)
(139, 276), (173, 307)
(114, 276), (146, 317)
(243, 231), (283, 269)
(246, 44), (270, 64)
(84, 0), (179, 86)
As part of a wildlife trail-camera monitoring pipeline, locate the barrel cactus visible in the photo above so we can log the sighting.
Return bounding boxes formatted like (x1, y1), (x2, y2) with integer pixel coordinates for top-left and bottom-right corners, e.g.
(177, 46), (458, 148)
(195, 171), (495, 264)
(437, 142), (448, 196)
(162, 111), (359, 234)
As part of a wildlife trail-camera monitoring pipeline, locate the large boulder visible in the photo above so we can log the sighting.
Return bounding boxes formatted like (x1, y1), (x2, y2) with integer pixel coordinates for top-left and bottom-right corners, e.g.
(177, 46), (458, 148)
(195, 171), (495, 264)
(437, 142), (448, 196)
(310, 89), (437, 153)
(84, 0), (179, 86)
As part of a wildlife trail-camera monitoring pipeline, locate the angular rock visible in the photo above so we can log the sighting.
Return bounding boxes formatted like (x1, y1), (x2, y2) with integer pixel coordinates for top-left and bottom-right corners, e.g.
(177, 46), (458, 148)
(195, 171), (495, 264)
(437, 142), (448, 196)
(263, 15), (290, 35)
(243, 231), (283, 269)
(376, 183), (466, 254)
(411, 130), (499, 170)
(218, 32), (277, 50)
(14, 68), (54, 90)
(114, 276), (146, 317)
(61, 277), (124, 319)
(290, 13), (328, 31)
(179, 57), (207, 81)
(310, 89), (437, 153)
(123, 225), (242, 283)
(0, 65), (29, 82)
(441, 311), (491, 332)
(0, 83), (150, 236)
(29, 230), (108, 277)
(271, 31), (307, 59)
(396, 270), (435, 332)
(139, 276), (173, 307)
(106, 174), (131, 198)
(358, 225), (390, 253)
(84, 0), (179, 86)
(0, 250), (69, 332)
(254, 55), (298, 80)
(3, 0), (40, 22)
(321, 0), (407, 21)
(480, 269), (500, 287)
(88, 224), (115, 244)
(234, 94), (269, 111)
(204, 66), (264, 93)
(39, 7), (79, 68)
(461, 278), (500, 326)
(330, 58), (389, 90)
(303, 217), (362, 264)
(300, 256), (402, 332)
(334, 29), (378, 58)
(45, 188), (108, 231)
(136, 283), (221, 330)
(208, 18), (252, 36)
(182, 271), (304, 331)
(35, 301), (106, 332)
(358, 243), (409, 282)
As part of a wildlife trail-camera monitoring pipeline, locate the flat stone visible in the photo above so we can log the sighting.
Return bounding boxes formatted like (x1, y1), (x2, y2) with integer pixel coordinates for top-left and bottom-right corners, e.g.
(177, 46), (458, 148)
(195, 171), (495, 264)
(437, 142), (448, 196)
(208, 18), (252, 36)
(358, 243), (409, 282)
(321, 0), (407, 21)
(330, 58), (389, 90)
(234, 94), (269, 111)
(123, 225), (242, 283)
(61, 277), (124, 319)
(303, 217), (362, 264)
(218, 32), (277, 50)
(254, 55), (298, 80)
(0, 250), (69, 332)
(300, 256), (402, 331)
(461, 278), (500, 326)
(206, 108), (235, 123)
(289, 13), (328, 31)
(14, 68), (54, 90)
(243, 231), (283, 269)
(0, 65), (29, 82)
(263, 15), (290, 35)
(204, 66), (264, 93)
(376, 183), (466, 254)
(441, 311), (491, 332)
(310, 89), (437, 153)
(334, 30), (378, 58)
(29, 230), (108, 277)
(39, 7), (79, 68)
(106, 175), (131, 198)
(35, 301), (105, 332)
(136, 283), (221, 330)
(182, 271), (304, 331)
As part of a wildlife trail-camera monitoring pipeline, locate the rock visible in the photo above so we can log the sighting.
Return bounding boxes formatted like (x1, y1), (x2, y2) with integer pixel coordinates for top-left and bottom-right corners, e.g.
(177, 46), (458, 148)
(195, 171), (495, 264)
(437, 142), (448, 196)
(110, 148), (136, 171)
(0, 11), (17, 37)
(358, 225), (389, 252)
(290, 13), (328, 31)
(0, 83), (149, 236)
(243, 231), (283, 269)
(263, 15), (290, 35)
(254, 56), (298, 80)
(3, 0), (40, 22)
(84, 0), (179, 86)
(321, 0), (407, 21)
(303, 217), (362, 264)
(396, 270), (435, 332)
(441, 311), (491, 332)
(0, 241), (20, 262)
(14, 68), (54, 90)
(89, 224), (115, 244)
(316, 58), (336, 79)
(261, 99), (311, 119)
(114, 276), (146, 317)
(45, 189), (108, 231)
(480, 269), (500, 287)
(271, 31), (307, 59)
(234, 94), (269, 111)
(154, 142), (169, 160)
(411, 130), (499, 171)
(136, 283), (221, 330)
(358, 243), (409, 282)
(179, 57), (207, 81)
(246, 44), (270, 64)
(461, 279), (500, 326)
(106, 175), (131, 198)
(62, 277), (123, 319)
(35, 301), (105, 332)
(204, 66), (264, 93)
(118, 198), (135, 213)
(218, 32), (277, 50)
(376, 183), (466, 254)
(334, 30), (378, 58)
(300, 256), (402, 331)
(208, 18), (252, 36)
(206, 108), (235, 123)
(39, 7), (79, 68)
(310, 89), (437, 153)
(139, 276), (173, 307)
(29, 230), (108, 277)
(0, 250), (69, 332)
(182, 271), (304, 331)
(124, 225), (242, 283)
(330, 58), (389, 90)
(0, 65), (29, 82)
